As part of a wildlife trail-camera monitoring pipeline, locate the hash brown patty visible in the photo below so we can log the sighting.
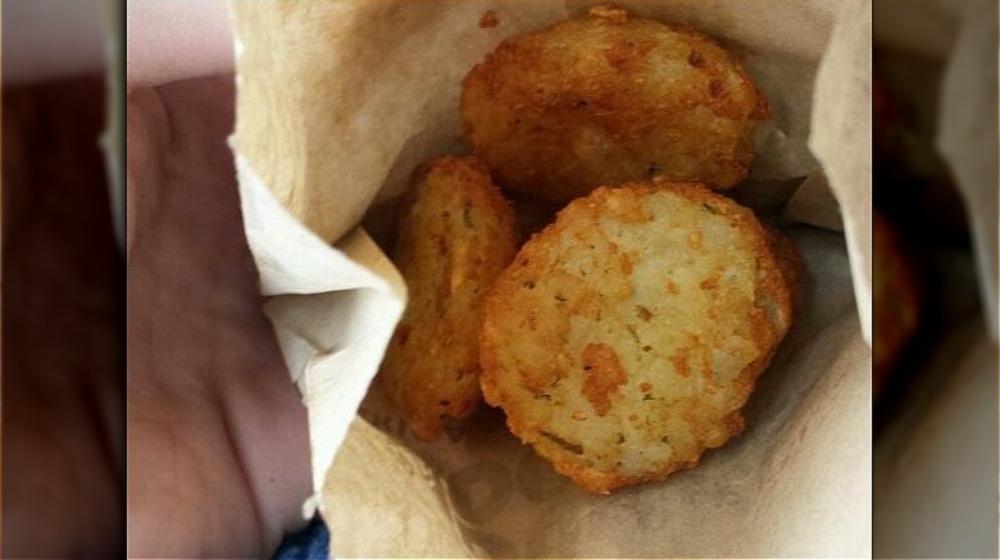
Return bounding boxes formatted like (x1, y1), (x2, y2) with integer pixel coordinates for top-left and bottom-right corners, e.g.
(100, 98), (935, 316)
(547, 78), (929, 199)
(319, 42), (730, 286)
(479, 181), (794, 493)
(461, 5), (769, 204)
(379, 156), (518, 440)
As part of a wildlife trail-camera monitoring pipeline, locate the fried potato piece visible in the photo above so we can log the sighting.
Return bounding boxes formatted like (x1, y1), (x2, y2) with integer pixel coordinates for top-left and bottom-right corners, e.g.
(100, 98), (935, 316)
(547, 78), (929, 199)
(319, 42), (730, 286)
(873, 211), (919, 396)
(380, 156), (518, 440)
(461, 5), (769, 204)
(766, 226), (805, 307)
(480, 181), (795, 493)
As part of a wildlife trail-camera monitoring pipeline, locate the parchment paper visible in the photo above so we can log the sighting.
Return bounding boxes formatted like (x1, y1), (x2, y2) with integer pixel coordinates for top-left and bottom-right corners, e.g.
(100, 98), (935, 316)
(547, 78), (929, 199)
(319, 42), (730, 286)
(935, 1), (999, 338)
(230, 1), (872, 557)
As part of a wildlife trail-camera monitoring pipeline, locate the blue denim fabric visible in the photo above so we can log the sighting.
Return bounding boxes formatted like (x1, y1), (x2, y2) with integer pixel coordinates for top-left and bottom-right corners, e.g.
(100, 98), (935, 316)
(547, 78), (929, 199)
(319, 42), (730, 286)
(272, 516), (330, 560)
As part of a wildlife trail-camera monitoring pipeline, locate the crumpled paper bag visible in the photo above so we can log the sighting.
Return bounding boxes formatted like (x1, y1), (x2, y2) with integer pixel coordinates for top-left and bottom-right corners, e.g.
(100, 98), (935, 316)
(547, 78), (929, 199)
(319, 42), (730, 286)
(873, 319), (998, 558)
(230, 0), (872, 557)
(874, 0), (998, 338)
(872, 1), (998, 556)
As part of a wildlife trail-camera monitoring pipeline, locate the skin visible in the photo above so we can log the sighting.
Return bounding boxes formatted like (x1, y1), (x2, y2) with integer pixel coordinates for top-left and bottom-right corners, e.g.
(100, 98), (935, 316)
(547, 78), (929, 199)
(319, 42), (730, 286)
(125, 6), (310, 555)
(2, 75), (311, 559)
(3, 76), (124, 558)
(3, 3), (310, 555)
(126, 76), (311, 557)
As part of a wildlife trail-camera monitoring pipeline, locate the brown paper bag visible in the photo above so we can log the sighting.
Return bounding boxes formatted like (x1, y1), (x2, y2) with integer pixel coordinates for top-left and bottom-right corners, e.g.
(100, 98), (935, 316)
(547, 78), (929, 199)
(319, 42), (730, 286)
(872, 1), (998, 556)
(230, 1), (872, 556)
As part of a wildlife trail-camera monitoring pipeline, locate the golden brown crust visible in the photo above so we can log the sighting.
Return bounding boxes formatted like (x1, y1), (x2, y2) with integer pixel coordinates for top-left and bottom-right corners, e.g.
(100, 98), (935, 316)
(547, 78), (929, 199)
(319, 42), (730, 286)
(480, 180), (794, 493)
(461, 6), (769, 204)
(766, 226), (805, 310)
(379, 156), (518, 440)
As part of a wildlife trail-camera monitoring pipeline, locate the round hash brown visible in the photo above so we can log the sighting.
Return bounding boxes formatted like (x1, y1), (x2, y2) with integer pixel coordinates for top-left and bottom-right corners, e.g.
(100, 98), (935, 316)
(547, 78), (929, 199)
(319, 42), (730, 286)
(461, 5), (769, 204)
(479, 181), (794, 493)
(379, 156), (518, 441)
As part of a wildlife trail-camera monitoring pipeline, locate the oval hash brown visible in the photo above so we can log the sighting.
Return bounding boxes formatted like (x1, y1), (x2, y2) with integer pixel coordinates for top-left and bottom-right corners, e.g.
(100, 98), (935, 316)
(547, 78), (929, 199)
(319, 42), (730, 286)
(461, 5), (769, 204)
(379, 156), (518, 441)
(479, 181), (795, 493)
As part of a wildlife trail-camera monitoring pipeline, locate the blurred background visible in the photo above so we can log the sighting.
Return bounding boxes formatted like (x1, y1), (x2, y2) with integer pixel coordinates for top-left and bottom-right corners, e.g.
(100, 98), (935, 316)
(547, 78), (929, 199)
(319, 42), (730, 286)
(0, 0), (998, 557)
(2, 0), (123, 557)
(873, 0), (998, 557)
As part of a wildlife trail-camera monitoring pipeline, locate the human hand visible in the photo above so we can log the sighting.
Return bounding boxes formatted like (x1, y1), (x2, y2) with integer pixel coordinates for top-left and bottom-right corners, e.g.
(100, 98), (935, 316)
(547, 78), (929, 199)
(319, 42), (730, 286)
(3, 76), (123, 559)
(2, 1), (121, 556)
(126, 2), (311, 557)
